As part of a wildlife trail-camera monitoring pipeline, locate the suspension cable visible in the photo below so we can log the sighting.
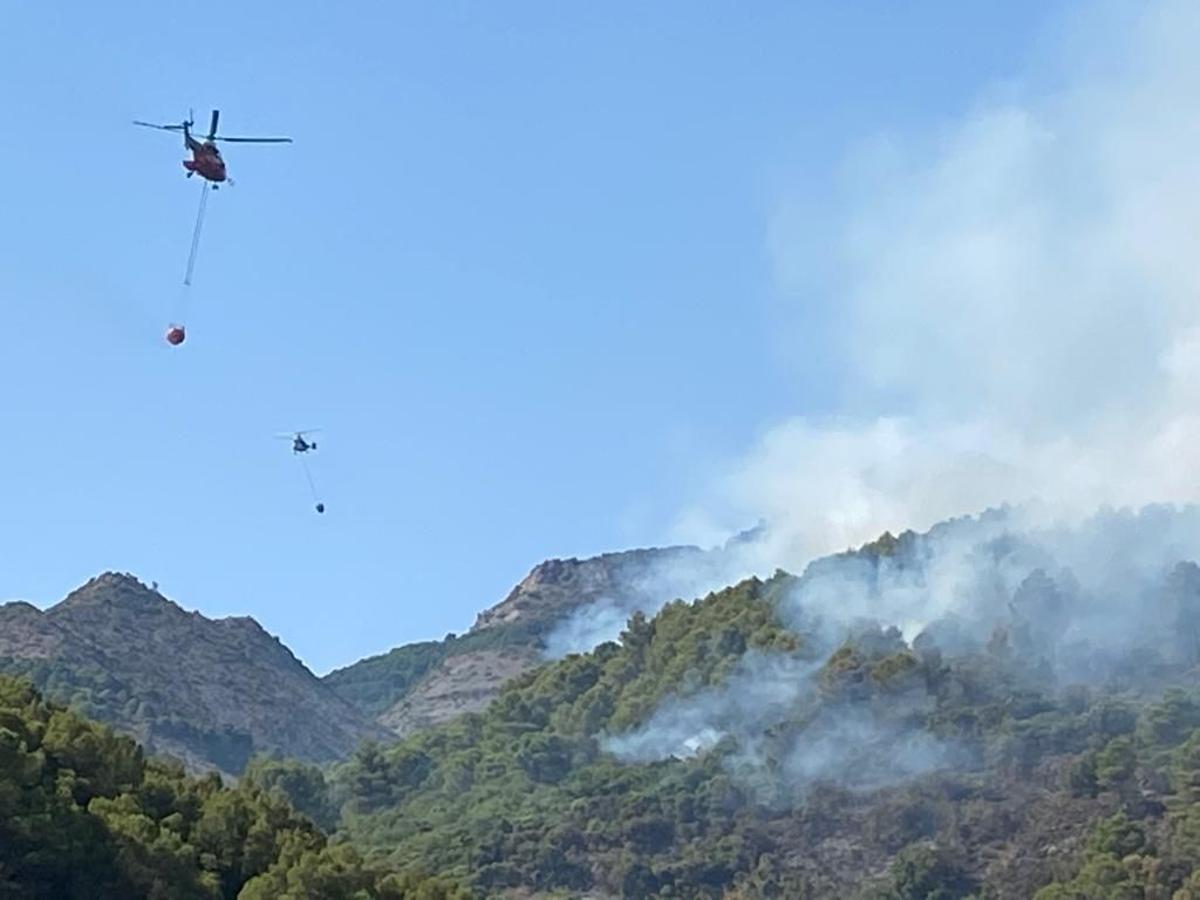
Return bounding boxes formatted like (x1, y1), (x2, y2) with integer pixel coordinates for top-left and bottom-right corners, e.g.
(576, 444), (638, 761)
(183, 182), (210, 287)
(298, 455), (322, 504)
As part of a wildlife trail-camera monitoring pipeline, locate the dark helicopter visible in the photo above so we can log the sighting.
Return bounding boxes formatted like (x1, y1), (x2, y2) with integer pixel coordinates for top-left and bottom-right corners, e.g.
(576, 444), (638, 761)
(277, 430), (319, 454)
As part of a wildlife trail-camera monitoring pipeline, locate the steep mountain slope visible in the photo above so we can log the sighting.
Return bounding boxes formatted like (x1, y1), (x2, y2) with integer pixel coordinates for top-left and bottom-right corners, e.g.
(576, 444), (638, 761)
(325, 540), (758, 737)
(0, 572), (387, 775)
(375, 649), (535, 738)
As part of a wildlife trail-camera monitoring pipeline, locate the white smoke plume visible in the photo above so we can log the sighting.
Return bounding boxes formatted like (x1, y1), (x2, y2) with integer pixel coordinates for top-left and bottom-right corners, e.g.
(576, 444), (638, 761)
(603, 652), (819, 763)
(603, 648), (964, 799)
(543, 599), (632, 659)
(783, 504), (1200, 666)
(600, 1), (1200, 797)
(671, 0), (1200, 572)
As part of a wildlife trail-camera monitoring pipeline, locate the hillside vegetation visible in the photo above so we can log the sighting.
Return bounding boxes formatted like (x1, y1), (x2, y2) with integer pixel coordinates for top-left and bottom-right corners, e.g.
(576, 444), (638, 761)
(333, 576), (801, 895)
(312, 511), (1200, 898)
(0, 675), (466, 899)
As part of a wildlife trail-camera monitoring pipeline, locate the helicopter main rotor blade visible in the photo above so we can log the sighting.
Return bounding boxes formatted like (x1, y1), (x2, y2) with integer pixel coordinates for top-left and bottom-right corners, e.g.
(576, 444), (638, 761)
(212, 135), (293, 143)
(133, 120), (185, 132)
(207, 109), (220, 141)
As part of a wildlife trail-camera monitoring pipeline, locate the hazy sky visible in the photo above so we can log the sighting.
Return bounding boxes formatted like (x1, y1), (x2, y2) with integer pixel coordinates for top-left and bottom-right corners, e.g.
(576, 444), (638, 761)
(0, 1), (1080, 673)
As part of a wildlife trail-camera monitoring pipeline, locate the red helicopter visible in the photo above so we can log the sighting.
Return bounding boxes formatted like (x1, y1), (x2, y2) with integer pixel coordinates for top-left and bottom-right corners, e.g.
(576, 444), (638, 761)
(133, 109), (292, 188)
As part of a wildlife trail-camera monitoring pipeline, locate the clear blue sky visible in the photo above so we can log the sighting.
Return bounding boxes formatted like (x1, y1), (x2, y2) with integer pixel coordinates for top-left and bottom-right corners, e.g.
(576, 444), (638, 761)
(0, 1), (1077, 673)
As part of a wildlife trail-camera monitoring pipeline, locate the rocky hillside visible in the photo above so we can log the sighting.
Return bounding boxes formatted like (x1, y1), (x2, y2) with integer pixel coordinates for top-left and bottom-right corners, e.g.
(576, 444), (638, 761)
(0, 572), (388, 775)
(467, 546), (711, 634)
(325, 540), (758, 737)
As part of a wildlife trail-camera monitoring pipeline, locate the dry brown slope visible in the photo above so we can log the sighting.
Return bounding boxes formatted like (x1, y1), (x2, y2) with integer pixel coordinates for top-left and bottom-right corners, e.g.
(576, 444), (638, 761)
(365, 543), (738, 736)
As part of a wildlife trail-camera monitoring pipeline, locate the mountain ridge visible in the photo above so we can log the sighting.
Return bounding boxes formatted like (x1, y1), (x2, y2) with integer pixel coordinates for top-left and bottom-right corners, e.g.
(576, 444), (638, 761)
(0, 571), (388, 776)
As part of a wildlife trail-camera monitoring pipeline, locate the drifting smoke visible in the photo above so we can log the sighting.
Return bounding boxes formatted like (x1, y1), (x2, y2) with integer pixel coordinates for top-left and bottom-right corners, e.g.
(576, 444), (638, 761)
(603, 647), (966, 800)
(774, 709), (956, 793)
(785, 504), (1200, 671)
(670, 0), (1200, 571)
(542, 529), (766, 659)
(598, 2), (1200, 797)
(603, 652), (819, 763)
(543, 601), (632, 658)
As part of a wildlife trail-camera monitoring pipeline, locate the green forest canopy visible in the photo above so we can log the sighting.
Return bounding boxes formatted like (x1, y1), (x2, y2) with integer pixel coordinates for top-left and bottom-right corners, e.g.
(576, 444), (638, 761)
(0, 675), (467, 899)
